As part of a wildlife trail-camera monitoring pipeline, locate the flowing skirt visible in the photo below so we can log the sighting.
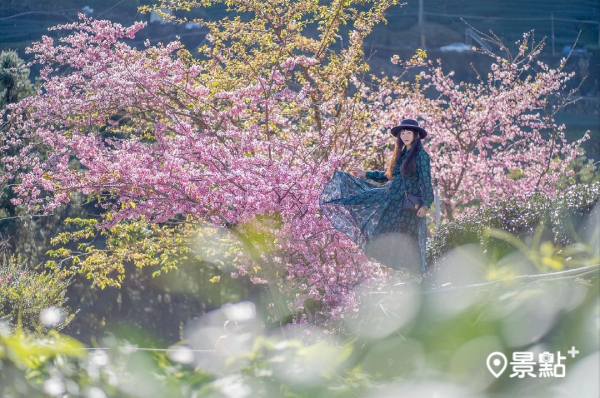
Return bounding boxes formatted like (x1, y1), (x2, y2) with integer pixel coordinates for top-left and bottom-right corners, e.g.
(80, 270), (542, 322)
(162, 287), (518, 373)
(319, 170), (428, 274)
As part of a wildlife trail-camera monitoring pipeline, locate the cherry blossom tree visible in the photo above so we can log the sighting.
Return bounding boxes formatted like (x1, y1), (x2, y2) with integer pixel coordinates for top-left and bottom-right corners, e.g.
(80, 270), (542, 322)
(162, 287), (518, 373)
(359, 35), (589, 220)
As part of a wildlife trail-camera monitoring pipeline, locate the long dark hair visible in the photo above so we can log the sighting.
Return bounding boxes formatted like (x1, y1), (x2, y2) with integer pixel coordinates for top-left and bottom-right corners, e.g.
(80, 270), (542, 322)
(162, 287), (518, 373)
(384, 130), (423, 180)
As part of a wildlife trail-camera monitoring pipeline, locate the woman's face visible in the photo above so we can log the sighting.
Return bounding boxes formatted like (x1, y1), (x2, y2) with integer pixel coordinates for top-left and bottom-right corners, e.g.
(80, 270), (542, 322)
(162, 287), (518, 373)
(400, 129), (415, 147)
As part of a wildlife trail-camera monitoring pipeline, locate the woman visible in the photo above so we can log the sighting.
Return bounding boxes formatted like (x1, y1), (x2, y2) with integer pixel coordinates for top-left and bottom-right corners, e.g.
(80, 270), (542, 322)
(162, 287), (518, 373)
(319, 119), (434, 284)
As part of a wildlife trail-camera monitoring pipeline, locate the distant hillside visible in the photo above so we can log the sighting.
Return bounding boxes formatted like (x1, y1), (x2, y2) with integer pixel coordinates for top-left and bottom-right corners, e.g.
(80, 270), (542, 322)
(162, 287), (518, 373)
(2, 0), (598, 55)
(384, 0), (599, 51)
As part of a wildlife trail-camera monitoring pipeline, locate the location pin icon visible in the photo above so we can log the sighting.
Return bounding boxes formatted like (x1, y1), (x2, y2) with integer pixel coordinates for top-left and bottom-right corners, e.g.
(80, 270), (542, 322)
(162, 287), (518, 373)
(486, 352), (508, 378)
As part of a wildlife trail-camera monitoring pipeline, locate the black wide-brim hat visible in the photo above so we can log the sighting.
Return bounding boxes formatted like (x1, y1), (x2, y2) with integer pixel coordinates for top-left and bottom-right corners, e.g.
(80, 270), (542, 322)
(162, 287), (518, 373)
(391, 118), (428, 139)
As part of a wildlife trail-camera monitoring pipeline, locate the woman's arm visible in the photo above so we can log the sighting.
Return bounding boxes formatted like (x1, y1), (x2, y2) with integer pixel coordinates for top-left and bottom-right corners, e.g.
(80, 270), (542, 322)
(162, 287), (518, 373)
(417, 151), (434, 207)
(365, 170), (389, 183)
(353, 167), (389, 183)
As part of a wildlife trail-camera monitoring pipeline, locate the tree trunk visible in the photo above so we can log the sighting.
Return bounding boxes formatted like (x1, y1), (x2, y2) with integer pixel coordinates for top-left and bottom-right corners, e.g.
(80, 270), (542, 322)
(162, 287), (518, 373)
(444, 201), (455, 222)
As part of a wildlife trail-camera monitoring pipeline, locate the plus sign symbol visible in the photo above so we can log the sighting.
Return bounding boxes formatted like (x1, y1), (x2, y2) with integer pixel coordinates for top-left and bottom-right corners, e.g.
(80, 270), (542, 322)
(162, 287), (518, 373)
(567, 346), (579, 358)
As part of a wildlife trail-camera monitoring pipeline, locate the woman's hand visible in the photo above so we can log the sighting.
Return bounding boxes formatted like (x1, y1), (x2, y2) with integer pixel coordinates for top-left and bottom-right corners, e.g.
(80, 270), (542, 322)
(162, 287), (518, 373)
(416, 206), (429, 218)
(352, 167), (366, 178)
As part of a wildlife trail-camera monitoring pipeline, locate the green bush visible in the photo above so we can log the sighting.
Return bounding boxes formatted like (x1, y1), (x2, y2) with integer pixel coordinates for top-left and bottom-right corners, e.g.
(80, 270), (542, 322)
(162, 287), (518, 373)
(0, 253), (73, 332)
(427, 182), (600, 267)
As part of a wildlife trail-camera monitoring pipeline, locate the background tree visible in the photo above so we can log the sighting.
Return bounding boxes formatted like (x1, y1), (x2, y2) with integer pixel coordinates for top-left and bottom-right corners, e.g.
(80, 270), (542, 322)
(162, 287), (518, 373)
(0, 50), (35, 107)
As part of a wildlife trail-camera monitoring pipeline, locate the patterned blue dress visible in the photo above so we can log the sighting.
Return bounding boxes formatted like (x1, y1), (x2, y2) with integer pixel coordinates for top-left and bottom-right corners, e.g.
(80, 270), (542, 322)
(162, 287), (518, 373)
(319, 148), (434, 274)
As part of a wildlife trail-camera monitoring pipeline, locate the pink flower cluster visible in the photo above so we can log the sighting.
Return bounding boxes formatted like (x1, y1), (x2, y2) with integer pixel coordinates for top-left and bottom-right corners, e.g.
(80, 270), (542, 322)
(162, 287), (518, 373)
(0, 274), (13, 285)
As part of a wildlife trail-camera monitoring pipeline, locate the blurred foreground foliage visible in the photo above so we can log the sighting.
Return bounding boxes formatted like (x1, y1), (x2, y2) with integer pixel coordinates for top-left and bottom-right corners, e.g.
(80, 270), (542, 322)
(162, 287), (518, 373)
(1, 264), (598, 398)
